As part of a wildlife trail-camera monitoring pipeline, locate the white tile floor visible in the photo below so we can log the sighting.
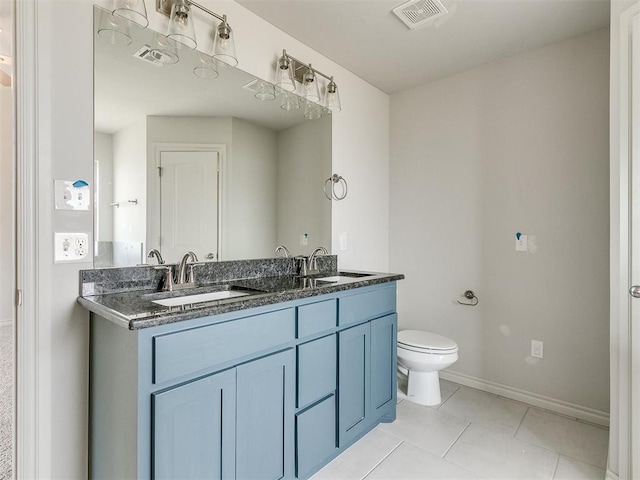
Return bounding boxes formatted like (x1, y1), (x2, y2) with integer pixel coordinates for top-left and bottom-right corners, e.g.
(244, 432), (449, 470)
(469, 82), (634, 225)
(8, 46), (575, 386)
(312, 379), (608, 480)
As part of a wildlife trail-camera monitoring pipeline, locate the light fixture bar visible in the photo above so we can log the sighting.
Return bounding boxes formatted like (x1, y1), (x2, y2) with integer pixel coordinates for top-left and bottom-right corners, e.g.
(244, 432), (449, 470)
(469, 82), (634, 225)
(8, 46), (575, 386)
(156, 0), (225, 22)
(284, 52), (334, 83)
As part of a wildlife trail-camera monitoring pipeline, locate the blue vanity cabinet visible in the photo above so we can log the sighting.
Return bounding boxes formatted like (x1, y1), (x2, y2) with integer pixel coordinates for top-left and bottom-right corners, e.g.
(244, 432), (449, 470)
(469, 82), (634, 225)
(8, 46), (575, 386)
(337, 284), (398, 448)
(89, 282), (399, 480)
(153, 368), (237, 480)
(236, 349), (295, 480)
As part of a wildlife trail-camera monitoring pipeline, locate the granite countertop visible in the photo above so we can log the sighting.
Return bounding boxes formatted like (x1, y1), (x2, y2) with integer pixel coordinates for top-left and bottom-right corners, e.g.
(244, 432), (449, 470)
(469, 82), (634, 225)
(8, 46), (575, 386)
(78, 270), (404, 330)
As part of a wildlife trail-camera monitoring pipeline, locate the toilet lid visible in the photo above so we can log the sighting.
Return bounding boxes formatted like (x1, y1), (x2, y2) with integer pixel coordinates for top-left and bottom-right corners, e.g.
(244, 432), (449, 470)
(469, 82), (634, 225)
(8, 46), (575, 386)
(398, 330), (457, 351)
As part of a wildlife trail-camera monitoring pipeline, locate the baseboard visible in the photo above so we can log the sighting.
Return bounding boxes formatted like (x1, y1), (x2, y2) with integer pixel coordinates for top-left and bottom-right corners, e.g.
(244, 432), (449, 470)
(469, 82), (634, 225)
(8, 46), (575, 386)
(0, 319), (12, 328)
(439, 370), (610, 427)
(605, 468), (618, 480)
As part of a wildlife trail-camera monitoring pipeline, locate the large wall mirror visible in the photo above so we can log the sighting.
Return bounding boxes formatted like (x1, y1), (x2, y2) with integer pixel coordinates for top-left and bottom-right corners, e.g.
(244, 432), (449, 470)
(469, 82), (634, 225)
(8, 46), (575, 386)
(93, 6), (332, 268)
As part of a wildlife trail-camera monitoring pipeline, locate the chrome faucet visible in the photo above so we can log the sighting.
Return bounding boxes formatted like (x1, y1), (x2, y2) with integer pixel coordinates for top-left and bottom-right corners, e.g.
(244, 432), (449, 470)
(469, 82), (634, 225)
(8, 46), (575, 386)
(275, 245), (291, 258)
(176, 251), (198, 287)
(308, 247), (328, 273)
(147, 249), (165, 265)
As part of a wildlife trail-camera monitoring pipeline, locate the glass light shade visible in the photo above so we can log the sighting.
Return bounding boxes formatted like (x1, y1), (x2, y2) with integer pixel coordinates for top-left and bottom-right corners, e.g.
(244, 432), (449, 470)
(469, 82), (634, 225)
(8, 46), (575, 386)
(112, 0), (148, 27)
(304, 101), (322, 120)
(324, 80), (341, 113)
(149, 32), (179, 65)
(97, 10), (132, 46)
(301, 69), (321, 103)
(213, 19), (238, 67)
(274, 54), (296, 93)
(280, 91), (300, 111)
(166, 0), (197, 49)
(193, 53), (219, 79)
(254, 80), (276, 101)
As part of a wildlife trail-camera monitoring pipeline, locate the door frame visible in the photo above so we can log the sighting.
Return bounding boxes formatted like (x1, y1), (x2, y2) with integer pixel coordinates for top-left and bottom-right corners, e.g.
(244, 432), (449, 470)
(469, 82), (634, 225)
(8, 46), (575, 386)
(611, 3), (640, 479)
(15, 0), (43, 477)
(148, 143), (226, 261)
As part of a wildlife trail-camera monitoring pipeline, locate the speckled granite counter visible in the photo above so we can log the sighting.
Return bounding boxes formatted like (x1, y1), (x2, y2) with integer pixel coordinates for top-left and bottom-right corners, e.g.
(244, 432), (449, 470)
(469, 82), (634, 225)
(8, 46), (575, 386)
(78, 257), (404, 330)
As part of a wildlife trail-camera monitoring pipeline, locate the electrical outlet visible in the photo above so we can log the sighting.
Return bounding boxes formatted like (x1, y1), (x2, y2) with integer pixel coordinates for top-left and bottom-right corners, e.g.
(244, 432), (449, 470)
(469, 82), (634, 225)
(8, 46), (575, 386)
(300, 233), (308, 246)
(54, 233), (90, 263)
(516, 235), (528, 252)
(531, 340), (544, 359)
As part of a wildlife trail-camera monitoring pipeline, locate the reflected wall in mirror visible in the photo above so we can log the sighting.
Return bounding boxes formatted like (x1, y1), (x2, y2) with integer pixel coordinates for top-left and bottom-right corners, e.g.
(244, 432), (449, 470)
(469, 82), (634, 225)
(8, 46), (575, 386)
(93, 6), (332, 267)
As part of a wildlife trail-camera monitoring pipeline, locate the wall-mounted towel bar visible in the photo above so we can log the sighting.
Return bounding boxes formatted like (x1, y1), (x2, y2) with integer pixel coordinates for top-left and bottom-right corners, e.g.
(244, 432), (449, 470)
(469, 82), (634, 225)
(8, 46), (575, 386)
(110, 199), (138, 208)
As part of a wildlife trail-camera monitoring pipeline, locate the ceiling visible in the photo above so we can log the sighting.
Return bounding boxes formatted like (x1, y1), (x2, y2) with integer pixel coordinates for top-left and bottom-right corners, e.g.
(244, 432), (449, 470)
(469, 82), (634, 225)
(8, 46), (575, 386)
(237, 0), (610, 94)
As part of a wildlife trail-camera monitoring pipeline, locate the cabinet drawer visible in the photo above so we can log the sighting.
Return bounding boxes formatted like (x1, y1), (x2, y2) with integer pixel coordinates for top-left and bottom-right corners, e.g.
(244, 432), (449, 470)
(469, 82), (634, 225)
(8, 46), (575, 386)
(296, 395), (337, 479)
(297, 335), (336, 408)
(297, 299), (337, 338)
(338, 285), (396, 326)
(153, 308), (295, 384)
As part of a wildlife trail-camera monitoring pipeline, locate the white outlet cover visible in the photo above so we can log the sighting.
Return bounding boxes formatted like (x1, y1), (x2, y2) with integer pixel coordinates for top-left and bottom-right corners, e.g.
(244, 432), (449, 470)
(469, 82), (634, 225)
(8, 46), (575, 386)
(515, 234), (528, 252)
(54, 232), (90, 263)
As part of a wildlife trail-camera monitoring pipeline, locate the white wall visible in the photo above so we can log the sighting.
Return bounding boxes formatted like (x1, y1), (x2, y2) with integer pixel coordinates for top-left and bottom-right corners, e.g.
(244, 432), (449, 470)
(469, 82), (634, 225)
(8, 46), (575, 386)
(390, 29), (610, 414)
(277, 116), (332, 256)
(32, 1), (390, 477)
(0, 86), (13, 325)
(227, 117), (277, 259)
(94, 132), (113, 242)
(113, 118), (147, 248)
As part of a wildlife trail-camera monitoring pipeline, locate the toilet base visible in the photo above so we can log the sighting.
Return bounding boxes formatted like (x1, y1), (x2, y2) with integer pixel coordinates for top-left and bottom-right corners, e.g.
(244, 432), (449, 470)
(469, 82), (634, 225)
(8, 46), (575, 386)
(407, 370), (441, 406)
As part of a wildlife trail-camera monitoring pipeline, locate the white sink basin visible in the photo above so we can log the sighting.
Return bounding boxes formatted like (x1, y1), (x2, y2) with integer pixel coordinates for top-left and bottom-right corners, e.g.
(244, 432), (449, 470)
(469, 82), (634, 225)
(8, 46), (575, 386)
(152, 290), (250, 307)
(316, 275), (359, 283)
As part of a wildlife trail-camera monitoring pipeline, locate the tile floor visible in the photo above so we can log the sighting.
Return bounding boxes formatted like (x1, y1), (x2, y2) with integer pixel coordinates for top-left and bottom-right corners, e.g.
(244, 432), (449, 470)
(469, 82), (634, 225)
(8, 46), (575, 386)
(311, 378), (608, 480)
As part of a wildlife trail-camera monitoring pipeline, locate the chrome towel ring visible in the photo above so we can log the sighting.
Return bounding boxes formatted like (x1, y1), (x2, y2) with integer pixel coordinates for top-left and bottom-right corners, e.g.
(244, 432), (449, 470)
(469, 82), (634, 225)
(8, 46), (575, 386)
(324, 174), (348, 201)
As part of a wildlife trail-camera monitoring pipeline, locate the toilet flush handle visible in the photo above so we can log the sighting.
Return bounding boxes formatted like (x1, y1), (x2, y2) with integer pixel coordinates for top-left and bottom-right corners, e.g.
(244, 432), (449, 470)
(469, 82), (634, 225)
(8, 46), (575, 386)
(457, 290), (479, 306)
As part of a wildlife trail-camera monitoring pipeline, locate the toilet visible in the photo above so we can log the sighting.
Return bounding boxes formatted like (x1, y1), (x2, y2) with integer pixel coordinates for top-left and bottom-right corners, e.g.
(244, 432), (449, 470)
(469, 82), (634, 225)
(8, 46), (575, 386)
(397, 330), (458, 406)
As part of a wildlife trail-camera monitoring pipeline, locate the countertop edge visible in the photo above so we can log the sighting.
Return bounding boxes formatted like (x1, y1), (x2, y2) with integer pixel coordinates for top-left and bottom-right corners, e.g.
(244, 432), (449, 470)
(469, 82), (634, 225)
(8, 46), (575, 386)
(78, 272), (404, 330)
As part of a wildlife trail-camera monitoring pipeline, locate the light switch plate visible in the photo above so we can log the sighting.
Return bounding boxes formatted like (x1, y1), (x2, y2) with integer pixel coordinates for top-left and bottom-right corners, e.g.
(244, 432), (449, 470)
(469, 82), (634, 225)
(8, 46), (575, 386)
(516, 235), (528, 252)
(54, 233), (90, 263)
(54, 179), (90, 211)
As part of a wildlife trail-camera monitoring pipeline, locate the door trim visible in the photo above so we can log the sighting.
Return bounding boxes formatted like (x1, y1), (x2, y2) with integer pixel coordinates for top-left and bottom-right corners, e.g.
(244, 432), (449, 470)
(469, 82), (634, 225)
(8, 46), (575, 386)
(612, 3), (640, 479)
(149, 143), (226, 260)
(15, 0), (43, 477)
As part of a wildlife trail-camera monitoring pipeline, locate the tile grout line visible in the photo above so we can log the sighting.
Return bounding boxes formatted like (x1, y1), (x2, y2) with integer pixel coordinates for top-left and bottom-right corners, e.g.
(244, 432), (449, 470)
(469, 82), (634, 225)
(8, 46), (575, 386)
(441, 421), (471, 458)
(361, 441), (404, 480)
(512, 406), (530, 438)
(550, 455), (560, 480)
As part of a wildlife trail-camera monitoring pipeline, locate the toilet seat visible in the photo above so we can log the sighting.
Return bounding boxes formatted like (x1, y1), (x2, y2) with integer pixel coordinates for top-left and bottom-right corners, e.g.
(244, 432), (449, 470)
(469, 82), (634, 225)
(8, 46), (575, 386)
(398, 330), (458, 355)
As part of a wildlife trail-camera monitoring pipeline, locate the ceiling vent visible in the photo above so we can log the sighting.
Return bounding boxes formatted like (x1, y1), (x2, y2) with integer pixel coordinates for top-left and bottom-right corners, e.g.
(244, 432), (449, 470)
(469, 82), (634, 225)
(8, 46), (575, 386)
(392, 0), (448, 30)
(133, 45), (166, 67)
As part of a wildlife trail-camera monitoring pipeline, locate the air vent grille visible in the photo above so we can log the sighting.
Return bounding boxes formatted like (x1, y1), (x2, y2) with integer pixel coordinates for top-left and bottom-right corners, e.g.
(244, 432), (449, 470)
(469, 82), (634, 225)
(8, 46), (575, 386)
(133, 45), (166, 66)
(392, 0), (448, 30)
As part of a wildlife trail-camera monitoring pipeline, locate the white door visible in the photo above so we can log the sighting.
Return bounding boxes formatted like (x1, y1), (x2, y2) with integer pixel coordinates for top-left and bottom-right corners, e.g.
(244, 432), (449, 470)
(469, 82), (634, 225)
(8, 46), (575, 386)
(159, 150), (219, 262)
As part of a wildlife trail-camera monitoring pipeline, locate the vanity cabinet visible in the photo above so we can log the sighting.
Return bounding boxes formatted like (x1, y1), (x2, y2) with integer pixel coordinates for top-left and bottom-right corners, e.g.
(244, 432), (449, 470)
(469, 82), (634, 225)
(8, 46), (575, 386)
(90, 282), (398, 480)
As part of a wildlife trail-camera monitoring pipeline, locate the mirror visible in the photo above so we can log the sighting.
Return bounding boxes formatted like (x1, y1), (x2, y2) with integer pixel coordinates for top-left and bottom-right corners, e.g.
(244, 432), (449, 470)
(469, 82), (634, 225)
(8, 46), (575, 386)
(93, 6), (332, 267)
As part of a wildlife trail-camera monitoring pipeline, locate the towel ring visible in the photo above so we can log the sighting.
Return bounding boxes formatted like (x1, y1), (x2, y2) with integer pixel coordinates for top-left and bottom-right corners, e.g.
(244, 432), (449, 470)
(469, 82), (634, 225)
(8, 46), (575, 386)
(324, 174), (348, 201)
(457, 290), (479, 307)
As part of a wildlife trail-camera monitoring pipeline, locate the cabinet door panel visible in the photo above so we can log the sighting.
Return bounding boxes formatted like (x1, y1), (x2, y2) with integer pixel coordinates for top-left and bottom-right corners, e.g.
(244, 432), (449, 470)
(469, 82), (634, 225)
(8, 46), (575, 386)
(236, 349), (295, 480)
(370, 314), (397, 417)
(338, 322), (370, 447)
(152, 369), (236, 480)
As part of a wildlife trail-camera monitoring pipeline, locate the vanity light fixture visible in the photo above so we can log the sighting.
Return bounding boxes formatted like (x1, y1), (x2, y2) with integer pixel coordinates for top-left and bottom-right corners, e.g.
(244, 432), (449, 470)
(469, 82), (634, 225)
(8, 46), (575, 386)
(97, 9), (133, 46)
(112, 0), (149, 27)
(275, 50), (342, 115)
(157, 0), (238, 66)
